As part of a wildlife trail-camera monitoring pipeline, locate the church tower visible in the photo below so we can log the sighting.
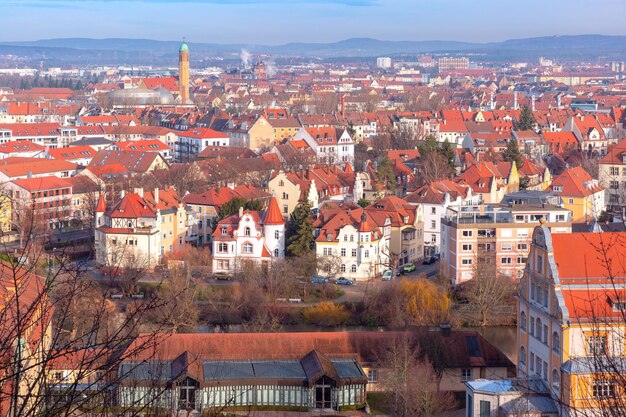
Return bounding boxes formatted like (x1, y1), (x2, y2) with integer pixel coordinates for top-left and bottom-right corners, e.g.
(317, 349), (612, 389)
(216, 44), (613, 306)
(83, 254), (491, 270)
(179, 41), (190, 103)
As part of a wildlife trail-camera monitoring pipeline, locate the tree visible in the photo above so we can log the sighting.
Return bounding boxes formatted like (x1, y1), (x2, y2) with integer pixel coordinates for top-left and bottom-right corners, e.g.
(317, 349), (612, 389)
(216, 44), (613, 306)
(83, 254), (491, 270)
(218, 198), (263, 219)
(303, 302), (350, 327)
(286, 199), (313, 257)
(0, 224), (183, 417)
(503, 139), (524, 169)
(377, 156), (397, 193)
(365, 278), (451, 328)
(514, 104), (536, 131)
(357, 198), (370, 208)
(377, 336), (455, 417)
(462, 253), (516, 326)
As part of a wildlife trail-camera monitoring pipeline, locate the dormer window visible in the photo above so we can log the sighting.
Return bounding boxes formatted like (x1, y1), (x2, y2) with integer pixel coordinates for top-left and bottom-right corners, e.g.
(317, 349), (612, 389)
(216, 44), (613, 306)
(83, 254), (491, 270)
(553, 185), (563, 192)
(221, 227), (227, 236)
(327, 233), (333, 241)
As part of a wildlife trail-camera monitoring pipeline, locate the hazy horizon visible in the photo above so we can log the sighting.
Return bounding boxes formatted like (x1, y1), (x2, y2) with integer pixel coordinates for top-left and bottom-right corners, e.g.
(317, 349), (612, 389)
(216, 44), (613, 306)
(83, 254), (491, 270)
(2, 0), (626, 45)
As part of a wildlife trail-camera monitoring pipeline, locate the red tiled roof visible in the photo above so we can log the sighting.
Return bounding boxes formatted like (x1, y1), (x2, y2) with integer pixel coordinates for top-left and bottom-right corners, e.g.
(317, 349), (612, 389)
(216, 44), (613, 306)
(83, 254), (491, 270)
(547, 166), (604, 197)
(11, 176), (71, 191)
(0, 157), (77, 178)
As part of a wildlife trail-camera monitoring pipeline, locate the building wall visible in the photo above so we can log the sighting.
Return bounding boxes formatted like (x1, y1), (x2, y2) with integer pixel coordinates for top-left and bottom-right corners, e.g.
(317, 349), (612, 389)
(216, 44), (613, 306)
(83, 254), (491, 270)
(268, 173), (302, 218)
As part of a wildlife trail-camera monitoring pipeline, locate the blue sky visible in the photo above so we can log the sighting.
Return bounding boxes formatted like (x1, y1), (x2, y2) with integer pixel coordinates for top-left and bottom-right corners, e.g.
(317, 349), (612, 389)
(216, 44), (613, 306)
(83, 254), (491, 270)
(2, 0), (626, 44)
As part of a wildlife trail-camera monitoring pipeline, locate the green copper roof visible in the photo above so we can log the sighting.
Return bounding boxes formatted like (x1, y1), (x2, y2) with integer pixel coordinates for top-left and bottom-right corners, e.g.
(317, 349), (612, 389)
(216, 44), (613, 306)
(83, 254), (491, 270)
(180, 42), (189, 52)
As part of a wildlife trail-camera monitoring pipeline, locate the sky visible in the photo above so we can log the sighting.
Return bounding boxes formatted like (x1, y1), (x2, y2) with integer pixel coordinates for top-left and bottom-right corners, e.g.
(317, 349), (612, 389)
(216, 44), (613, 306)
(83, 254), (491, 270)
(2, 0), (626, 44)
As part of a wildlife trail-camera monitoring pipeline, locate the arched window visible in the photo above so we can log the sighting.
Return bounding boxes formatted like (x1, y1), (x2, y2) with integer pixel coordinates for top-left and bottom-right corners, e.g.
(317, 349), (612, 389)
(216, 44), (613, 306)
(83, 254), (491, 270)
(520, 346), (526, 364)
(535, 318), (542, 339)
(274, 248), (279, 257)
(341, 264), (346, 272)
(520, 311), (527, 331)
(552, 369), (560, 391)
(552, 331), (560, 353)
(244, 227), (251, 236)
(242, 243), (253, 253)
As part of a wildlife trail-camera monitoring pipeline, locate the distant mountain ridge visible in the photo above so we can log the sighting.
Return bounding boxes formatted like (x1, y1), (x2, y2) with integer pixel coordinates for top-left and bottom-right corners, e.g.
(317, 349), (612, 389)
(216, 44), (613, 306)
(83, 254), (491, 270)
(2, 35), (626, 63)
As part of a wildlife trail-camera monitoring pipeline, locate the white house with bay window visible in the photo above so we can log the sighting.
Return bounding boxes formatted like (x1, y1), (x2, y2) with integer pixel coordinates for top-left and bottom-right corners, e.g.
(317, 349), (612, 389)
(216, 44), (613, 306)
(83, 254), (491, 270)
(211, 197), (285, 274)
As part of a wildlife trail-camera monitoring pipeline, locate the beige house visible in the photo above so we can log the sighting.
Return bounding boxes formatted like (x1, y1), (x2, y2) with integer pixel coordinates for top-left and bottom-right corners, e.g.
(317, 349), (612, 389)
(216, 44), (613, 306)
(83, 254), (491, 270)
(268, 170), (319, 217)
(365, 195), (424, 267)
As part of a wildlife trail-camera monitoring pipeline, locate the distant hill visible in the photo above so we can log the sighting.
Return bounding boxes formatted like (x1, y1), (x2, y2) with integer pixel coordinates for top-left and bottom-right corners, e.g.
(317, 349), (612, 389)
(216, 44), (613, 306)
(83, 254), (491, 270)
(1, 35), (626, 63)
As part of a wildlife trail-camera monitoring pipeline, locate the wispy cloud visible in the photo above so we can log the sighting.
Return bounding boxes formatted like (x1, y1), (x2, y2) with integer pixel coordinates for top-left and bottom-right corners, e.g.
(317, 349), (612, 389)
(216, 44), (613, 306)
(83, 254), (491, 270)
(7, 0), (377, 6)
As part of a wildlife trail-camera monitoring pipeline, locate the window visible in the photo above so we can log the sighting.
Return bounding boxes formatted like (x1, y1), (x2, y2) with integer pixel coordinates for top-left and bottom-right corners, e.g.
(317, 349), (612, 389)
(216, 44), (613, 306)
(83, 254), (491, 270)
(461, 368), (472, 382)
(275, 230), (279, 239)
(274, 248), (279, 257)
(221, 227), (227, 236)
(462, 244), (473, 251)
(244, 227), (251, 236)
(462, 230), (473, 237)
(367, 369), (379, 383)
(517, 243), (528, 250)
(501, 243), (512, 251)
(282, 192), (289, 199)
(520, 311), (527, 331)
(351, 265), (357, 273)
(529, 352), (535, 371)
(218, 243), (228, 253)
(520, 346), (526, 365)
(501, 257), (512, 264)
(431, 207), (436, 214)
(536, 254), (543, 273)
(430, 220), (436, 230)
(352, 249), (357, 257)
(517, 257), (528, 264)
(283, 205), (288, 214)
(593, 379), (615, 398)
(349, 234), (354, 242)
(587, 334), (607, 354)
(552, 332), (560, 353)
(552, 369), (560, 391)
(462, 259), (473, 265)
(543, 324), (548, 345)
(243, 243), (253, 253)
(364, 250), (369, 258)
(479, 400), (490, 417)
(341, 264), (346, 272)
(568, 198), (574, 204)
(323, 248), (332, 256)
(535, 318), (542, 339)
(610, 166), (620, 176)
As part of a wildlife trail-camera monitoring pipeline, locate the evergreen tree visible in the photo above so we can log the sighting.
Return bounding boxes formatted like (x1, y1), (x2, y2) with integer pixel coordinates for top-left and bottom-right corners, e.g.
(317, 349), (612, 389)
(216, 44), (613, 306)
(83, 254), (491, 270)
(357, 198), (370, 208)
(286, 199), (313, 257)
(218, 198), (263, 219)
(503, 139), (524, 169)
(440, 140), (456, 170)
(514, 105), (535, 131)
(417, 134), (439, 155)
(376, 156), (396, 192)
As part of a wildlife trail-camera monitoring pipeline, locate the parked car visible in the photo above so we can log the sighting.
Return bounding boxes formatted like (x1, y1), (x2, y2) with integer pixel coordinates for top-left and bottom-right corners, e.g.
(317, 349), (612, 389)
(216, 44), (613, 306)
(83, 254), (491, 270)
(382, 269), (393, 281)
(311, 275), (328, 283)
(423, 256), (436, 265)
(213, 272), (232, 281)
(396, 268), (404, 276)
(335, 277), (354, 285)
(432, 253), (441, 261)
(402, 263), (416, 273)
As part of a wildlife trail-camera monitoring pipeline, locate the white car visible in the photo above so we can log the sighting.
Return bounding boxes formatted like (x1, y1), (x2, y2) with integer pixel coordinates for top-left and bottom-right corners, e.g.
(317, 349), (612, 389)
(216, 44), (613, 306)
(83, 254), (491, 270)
(382, 269), (393, 281)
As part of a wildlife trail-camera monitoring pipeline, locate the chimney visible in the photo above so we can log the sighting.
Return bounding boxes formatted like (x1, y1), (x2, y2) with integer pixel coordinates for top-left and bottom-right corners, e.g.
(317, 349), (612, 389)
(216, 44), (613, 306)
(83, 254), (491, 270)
(238, 206), (244, 217)
(134, 188), (143, 197)
(154, 188), (159, 202)
(120, 189), (125, 199)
